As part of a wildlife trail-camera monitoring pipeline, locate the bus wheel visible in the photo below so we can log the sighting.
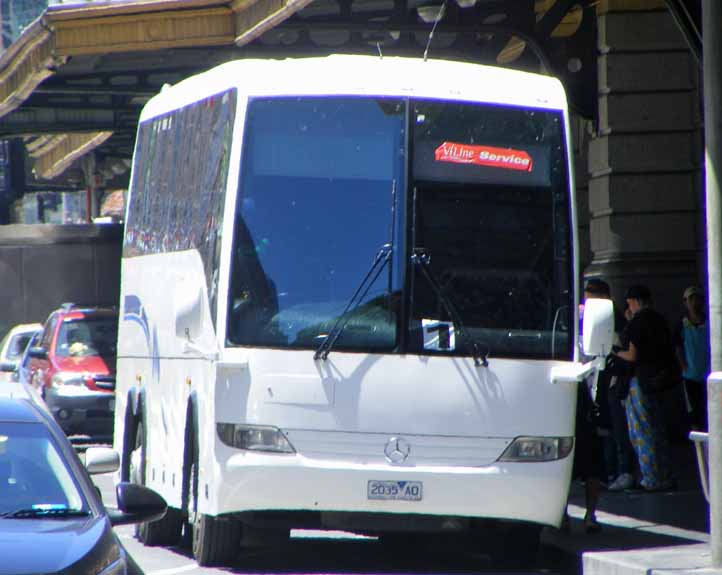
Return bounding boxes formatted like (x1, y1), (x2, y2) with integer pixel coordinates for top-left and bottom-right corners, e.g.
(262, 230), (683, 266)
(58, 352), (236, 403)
(185, 433), (241, 566)
(192, 512), (241, 566)
(131, 419), (183, 546)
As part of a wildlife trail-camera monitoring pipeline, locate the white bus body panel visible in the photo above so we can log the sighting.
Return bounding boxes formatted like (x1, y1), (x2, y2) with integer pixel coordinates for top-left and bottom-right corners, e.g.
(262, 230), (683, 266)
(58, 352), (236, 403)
(138, 56), (568, 125)
(212, 352), (575, 525)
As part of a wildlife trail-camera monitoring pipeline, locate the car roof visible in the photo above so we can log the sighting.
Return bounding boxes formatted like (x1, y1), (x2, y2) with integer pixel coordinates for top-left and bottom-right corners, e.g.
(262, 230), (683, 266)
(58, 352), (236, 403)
(6, 323), (43, 335)
(57, 307), (117, 318)
(0, 397), (44, 423)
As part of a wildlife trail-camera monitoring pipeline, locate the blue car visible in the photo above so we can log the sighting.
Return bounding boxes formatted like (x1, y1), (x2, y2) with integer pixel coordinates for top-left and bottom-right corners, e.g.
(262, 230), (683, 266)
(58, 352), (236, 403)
(0, 397), (166, 574)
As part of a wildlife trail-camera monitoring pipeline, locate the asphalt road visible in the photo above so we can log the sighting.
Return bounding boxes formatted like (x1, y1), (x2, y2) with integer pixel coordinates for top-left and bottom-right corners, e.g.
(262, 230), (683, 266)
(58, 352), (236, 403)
(94, 474), (572, 575)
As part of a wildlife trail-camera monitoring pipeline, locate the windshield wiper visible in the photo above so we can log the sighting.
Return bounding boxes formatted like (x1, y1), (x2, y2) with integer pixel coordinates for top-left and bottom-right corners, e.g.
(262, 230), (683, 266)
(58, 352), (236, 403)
(0, 506), (90, 519)
(411, 248), (489, 367)
(314, 244), (392, 361)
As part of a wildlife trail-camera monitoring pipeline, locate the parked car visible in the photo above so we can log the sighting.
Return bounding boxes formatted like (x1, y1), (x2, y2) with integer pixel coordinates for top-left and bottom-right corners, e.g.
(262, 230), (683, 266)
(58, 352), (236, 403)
(0, 396), (165, 574)
(27, 304), (118, 441)
(0, 368), (46, 408)
(6, 330), (42, 387)
(0, 331), (48, 412)
(0, 322), (42, 375)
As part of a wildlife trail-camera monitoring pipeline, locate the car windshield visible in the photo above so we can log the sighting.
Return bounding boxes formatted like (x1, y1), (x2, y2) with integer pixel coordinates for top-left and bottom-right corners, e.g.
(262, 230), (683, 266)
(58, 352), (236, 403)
(0, 422), (87, 516)
(55, 317), (118, 359)
(9, 334), (35, 360)
(0, 330), (37, 362)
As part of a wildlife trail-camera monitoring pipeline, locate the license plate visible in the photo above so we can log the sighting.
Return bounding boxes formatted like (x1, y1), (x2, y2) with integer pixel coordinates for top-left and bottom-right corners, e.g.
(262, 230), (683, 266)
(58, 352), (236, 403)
(367, 480), (422, 501)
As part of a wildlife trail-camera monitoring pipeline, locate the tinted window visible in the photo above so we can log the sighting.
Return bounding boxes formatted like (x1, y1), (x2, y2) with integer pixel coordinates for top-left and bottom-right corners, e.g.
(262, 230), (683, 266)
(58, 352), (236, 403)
(227, 97), (405, 350)
(225, 97), (573, 361)
(40, 316), (57, 350)
(55, 317), (118, 359)
(124, 89), (237, 320)
(0, 330), (36, 361)
(6, 333), (34, 360)
(0, 422), (86, 515)
(409, 101), (571, 359)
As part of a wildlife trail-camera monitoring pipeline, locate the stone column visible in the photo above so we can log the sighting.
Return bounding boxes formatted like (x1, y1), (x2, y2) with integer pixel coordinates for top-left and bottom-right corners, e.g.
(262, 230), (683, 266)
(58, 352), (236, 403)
(585, 2), (703, 320)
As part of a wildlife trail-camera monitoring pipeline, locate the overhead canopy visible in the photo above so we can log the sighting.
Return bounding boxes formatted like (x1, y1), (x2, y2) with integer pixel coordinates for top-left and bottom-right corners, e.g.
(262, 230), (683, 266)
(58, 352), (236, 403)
(0, 0), (597, 185)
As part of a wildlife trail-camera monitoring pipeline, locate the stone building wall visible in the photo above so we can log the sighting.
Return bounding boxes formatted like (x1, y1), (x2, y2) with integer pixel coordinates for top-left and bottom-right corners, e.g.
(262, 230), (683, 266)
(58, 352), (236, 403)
(584, 3), (703, 323)
(0, 224), (121, 339)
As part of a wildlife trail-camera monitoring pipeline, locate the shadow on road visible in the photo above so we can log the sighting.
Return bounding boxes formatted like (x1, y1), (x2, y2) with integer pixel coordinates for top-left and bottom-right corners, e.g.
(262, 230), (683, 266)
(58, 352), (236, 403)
(150, 533), (572, 574)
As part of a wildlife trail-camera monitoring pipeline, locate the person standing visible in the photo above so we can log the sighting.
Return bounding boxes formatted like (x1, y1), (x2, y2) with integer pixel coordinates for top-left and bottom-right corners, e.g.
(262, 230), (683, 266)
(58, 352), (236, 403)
(613, 284), (676, 492)
(582, 279), (635, 492)
(561, 278), (610, 534)
(674, 286), (710, 431)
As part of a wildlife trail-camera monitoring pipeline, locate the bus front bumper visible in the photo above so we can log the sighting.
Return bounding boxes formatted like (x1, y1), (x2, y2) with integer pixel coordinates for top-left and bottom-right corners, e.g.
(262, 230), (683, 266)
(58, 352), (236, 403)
(210, 452), (572, 529)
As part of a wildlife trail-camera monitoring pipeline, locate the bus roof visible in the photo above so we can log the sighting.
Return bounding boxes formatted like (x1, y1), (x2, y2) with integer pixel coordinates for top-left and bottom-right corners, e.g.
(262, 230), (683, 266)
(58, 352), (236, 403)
(139, 55), (568, 123)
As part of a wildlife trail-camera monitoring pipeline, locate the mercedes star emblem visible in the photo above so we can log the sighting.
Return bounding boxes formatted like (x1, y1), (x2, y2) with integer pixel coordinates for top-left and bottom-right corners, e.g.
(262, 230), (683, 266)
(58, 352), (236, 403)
(384, 436), (411, 463)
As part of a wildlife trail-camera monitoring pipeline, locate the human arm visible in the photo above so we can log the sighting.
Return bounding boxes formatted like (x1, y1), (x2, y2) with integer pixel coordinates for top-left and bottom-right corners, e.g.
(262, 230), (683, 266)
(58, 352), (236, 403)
(616, 340), (637, 363)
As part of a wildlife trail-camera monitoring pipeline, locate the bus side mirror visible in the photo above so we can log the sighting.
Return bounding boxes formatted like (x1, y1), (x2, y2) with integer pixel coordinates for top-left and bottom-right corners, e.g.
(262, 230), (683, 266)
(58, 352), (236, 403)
(582, 298), (614, 357)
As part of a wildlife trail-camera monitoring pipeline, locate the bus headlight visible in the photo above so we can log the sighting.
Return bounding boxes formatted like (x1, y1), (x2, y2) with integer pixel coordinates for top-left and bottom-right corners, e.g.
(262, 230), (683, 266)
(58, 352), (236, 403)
(497, 436), (573, 462)
(217, 423), (296, 453)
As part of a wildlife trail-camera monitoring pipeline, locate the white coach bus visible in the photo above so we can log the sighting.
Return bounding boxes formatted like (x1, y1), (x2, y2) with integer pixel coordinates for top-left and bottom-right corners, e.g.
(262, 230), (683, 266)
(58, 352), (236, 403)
(114, 55), (612, 567)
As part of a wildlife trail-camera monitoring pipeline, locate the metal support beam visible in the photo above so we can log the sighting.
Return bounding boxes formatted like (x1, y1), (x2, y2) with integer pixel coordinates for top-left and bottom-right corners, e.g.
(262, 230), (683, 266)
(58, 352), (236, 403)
(664, 0), (702, 62)
(703, 0), (722, 566)
(233, 0), (315, 46)
(34, 132), (112, 181)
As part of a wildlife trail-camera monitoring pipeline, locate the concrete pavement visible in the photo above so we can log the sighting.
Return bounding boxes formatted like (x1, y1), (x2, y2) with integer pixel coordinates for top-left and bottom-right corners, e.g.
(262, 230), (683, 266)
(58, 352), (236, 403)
(542, 439), (721, 575)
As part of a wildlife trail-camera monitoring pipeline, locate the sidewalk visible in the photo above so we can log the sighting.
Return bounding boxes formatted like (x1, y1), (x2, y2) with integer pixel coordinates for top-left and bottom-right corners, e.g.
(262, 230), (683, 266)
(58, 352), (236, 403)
(542, 440), (720, 575)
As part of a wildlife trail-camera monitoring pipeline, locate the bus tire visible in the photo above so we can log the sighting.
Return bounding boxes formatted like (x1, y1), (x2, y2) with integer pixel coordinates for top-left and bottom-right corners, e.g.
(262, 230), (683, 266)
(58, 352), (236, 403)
(131, 419), (183, 546)
(192, 513), (241, 566)
(179, 404), (197, 550)
(184, 422), (241, 565)
(120, 404), (136, 482)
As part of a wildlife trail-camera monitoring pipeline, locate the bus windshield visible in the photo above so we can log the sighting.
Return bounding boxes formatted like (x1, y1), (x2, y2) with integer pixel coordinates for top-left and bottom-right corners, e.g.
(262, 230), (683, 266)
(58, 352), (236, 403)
(226, 97), (405, 351)
(408, 100), (572, 360)
(227, 97), (572, 359)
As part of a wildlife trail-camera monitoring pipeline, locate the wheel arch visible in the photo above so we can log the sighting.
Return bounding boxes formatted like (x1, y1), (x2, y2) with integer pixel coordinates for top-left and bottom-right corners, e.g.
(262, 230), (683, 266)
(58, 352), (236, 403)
(181, 391), (201, 511)
(120, 386), (146, 482)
